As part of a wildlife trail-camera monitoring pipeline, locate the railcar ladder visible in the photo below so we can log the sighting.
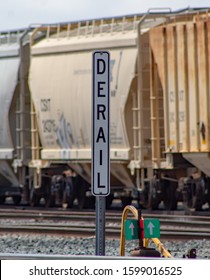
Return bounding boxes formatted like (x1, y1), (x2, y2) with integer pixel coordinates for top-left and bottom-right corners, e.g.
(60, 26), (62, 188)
(150, 53), (165, 168)
(130, 22), (153, 189)
(7, 30), (31, 189)
(15, 29), (41, 190)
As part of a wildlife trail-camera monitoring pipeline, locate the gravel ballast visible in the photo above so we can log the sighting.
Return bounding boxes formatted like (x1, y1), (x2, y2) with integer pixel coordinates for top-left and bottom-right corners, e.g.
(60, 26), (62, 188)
(0, 234), (210, 258)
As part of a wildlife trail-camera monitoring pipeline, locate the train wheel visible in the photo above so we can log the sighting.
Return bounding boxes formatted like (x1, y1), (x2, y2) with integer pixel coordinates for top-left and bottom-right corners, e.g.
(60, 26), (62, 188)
(148, 185), (160, 210)
(45, 195), (55, 208)
(12, 195), (21, 205)
(148, 177), (161, 210)
(62, 187), (70, 208)
(148, 195), (160, 210)
(193, 182), (204, 211)
(77, 188), (86, 209)
(163, 182), (178, 210)
(193, 197), (203, 211)
(121, 197), (132, 208)
(204, 177), (210, 208)
(30, 189), (41, 207)
(84, 196), (95, 209)
(206, 186), (210, 209)
(106, 194), (114, 209)
(0, 196), (5, 204)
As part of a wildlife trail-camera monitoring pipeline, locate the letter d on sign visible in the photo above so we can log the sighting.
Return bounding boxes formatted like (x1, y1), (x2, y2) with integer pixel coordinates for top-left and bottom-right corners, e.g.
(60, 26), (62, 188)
(97, 59), (106, 74)
(92, 51), (110, 196)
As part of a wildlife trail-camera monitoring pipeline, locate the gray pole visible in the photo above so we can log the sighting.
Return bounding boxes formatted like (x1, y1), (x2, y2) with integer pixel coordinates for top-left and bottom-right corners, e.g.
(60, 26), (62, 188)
(95, 196), (106, 255)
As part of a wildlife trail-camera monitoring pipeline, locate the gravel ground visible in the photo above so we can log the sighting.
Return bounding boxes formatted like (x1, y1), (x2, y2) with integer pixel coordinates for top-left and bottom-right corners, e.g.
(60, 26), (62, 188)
(0, 234), (210, 258)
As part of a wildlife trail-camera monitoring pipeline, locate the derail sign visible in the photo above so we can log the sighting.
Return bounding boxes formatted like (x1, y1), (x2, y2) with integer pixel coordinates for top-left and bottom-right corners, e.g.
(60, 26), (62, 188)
(92, 51), (110, 196)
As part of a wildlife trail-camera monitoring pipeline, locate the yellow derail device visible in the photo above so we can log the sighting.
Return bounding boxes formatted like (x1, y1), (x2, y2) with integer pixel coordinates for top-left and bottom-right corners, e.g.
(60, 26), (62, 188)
(120, 205), (173, 258)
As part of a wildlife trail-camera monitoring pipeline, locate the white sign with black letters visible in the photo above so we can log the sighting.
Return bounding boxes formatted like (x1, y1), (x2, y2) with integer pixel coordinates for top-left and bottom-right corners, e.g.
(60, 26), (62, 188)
(92, 51), (110, 196)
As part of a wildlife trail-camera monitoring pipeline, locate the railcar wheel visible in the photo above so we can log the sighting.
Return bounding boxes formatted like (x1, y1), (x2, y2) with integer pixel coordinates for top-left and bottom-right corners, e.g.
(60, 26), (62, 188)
(204, 177), (210, 208)
(62, 186), (70, 208)
(45, 195), (55, 208)
(193, 182), (204, 211)
(106, 194), (114, 209)
(163, 181), (178, 210)
(148, 177), (161, 210)
(193, 197), (203, 211)
(148, 195), (160, 210)
(12, 195), (21, 205)
(84, 196), (95, 209)
(206, 187), (210, 209)
(121, 197), (132, 208)
(0, 196), (5, 204)
(77, 188), (86, 209)
(148, 185), (160, 210)
(30, 189), (41, 207)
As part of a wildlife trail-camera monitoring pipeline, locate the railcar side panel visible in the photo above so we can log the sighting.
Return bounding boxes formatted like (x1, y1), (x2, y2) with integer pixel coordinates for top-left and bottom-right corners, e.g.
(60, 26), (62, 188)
(0, 46), (19, 159)
(150, 14), (210, 176)
(0, 44), (20, 187)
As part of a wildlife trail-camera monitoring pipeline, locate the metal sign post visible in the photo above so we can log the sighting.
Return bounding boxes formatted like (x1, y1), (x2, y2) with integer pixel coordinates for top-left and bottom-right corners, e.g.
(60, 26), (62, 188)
(92, 51), (110, 256)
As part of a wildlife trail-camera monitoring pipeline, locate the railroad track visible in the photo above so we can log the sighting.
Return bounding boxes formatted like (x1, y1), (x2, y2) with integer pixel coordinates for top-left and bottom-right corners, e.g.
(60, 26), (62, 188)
(0, 207), (210, 239)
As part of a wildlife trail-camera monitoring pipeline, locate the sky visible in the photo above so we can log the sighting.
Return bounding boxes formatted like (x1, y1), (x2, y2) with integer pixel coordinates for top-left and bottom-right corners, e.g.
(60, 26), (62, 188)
(0, 0), (210, 31)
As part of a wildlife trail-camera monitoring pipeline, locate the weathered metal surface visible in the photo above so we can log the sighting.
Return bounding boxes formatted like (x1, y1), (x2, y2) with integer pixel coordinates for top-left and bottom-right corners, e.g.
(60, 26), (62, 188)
(150, 14), (210, 155)
(150, 12), (210, 175)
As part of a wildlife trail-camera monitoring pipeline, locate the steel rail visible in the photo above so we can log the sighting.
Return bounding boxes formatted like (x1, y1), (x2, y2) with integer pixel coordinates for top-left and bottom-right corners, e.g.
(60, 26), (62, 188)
(1, 208), (210, 239)
(0, 222), (210, 239)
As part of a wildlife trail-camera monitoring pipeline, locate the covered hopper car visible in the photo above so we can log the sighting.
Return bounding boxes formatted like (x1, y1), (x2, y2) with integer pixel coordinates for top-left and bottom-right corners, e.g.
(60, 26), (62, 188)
(0, 8), (210, 210)
(0, 29), (31, 204)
